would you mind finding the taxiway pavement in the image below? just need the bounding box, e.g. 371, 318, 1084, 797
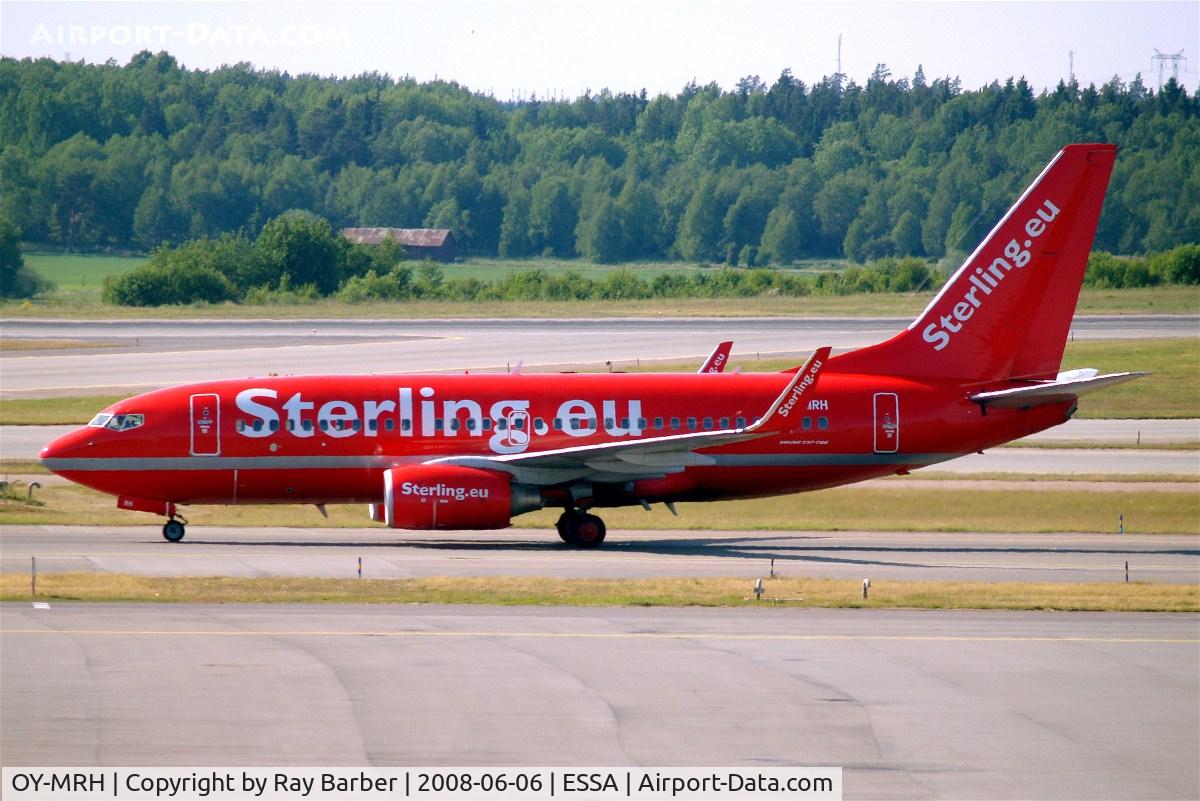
4, 526, 1196, 584
3, 315, 1195, 397
2, 603, 1196, 799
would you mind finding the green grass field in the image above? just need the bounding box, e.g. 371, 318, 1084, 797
2, 573, 1194, 611
1058, 338, 1200, 418
5, 252, 1198, 316
22, 252, 146, 291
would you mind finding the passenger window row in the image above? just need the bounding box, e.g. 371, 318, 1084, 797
234, 414, 755, 434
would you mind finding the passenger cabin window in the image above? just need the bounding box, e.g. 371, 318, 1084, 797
818, 416, 829, 430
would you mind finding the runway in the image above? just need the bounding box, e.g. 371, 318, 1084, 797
2, 603, 1196, 799
4, 525, 1197, 584
3, 314, 1195, 397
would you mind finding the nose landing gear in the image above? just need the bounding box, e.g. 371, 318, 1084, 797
555, 509, 607, 548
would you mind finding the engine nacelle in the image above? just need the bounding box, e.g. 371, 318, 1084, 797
381, 465, 542, 530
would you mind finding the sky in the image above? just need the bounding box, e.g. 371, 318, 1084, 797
2, 1, 1197, 98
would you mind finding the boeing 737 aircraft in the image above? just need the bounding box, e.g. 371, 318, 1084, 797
41, 143, 1141, 547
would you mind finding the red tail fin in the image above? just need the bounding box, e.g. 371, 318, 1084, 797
831, 143, 1117, 381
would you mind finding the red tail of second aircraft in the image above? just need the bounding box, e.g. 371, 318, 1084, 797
831, 143, 1117, 382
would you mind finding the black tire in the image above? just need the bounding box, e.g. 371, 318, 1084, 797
556, 511, 578, 544
162, 520, 185, 542
573, 513, 606, 548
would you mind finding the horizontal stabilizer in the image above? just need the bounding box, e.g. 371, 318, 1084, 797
969, 371, 1147, 409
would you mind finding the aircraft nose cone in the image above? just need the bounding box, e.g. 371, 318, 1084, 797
39, 427, 90, 471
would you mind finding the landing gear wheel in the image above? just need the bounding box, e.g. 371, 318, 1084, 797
557, 510, 606, 548
162, 519, 186, 542
556, 511, 577, 544
573, 513, 606, 548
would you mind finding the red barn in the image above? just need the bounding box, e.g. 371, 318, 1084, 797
341, 228, 457, 262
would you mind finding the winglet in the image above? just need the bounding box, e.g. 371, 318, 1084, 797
747, 346, 831, 433
698, 341, 734, 373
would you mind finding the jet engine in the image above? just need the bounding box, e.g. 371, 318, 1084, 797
379, 465, 542, 529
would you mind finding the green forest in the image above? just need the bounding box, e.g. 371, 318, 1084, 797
1, 52, 1198, 272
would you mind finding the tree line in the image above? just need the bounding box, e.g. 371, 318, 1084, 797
1, 51, 1197, 272
96, 211, 1197, 306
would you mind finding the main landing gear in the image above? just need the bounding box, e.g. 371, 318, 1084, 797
162, 517, 186, 542
556, 509, 606, 548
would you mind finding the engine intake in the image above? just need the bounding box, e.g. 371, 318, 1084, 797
381, 465, 542, 530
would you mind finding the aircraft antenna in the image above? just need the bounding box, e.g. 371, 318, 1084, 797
1152, 49, 1187, 90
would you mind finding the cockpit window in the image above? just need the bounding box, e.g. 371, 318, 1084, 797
93, 413, 145, 431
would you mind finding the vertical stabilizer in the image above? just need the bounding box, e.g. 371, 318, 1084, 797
830, 143, 1116, 381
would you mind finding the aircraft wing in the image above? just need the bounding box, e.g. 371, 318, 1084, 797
697, 341, 733, 373
969, 371, 1147, 409
430, 347, 830, 485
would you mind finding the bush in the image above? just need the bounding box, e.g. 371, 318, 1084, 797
242, 277, 320, 305
336, 266, 414, 303
1150, 244, 1200, 285
0, 219, 53, 299
102, 262, 235, 306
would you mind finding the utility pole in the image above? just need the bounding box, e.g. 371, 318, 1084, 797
1151, 49, 1187, 90
1068, 50, 1074, 83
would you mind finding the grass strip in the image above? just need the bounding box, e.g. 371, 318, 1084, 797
0, 461, 49, 474
903, 471, 1195, 483
0, 395, 127, 425
0, 339, 119, 352
3, 483, 1196, 534
3, 284, 1198, 319
1, 573, 1194, 612
1003, 441, 1198, 451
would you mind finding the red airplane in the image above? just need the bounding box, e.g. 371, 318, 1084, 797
41, 143, 1142, 547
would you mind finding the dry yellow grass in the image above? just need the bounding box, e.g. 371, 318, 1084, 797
2, 572, 1194, 611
